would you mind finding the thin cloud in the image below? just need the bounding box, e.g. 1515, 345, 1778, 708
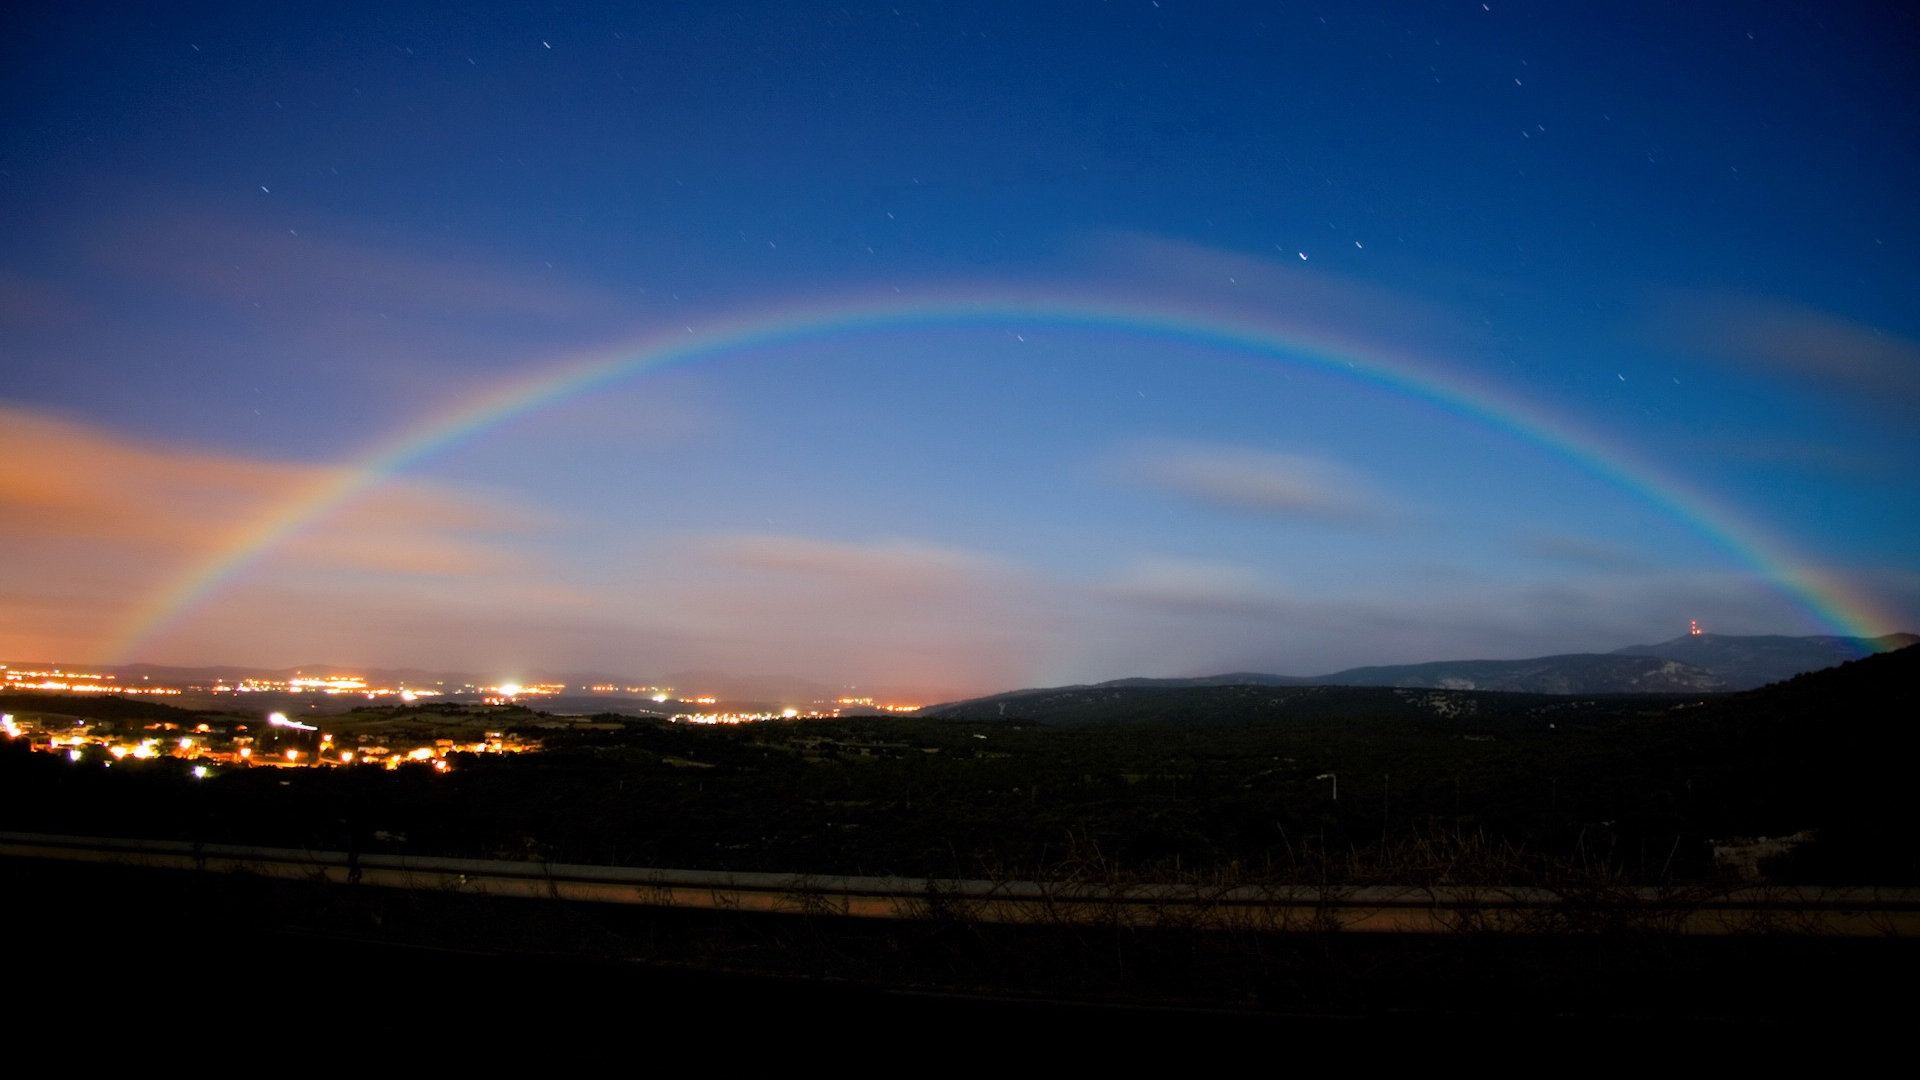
0, 405, 543, 570
50, 204, 646, 401
1117, 440, 1389, 524
1517, 532, 1652, 572
1085, 232, 1480, 352
0, 405, 552, 660
0, 407, 295, 551
1661, 293, 1920, 419
1097, 558, 1295, 617
88, 208, 623, 326
0, 271, 90, 336
697, 533, 1017, 605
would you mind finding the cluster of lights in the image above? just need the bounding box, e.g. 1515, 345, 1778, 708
588, 684, 676, 696
3, 666, 182, 695
1, 666, 776, 708
833, 697, 923, 713
36, 721, 225, 767
212, 674, 442, 700
480, 682, 567, 704
672, 702, 921, 724
674, 708, 816, 725
3, 710, 539, 773
288, 675, 367, 692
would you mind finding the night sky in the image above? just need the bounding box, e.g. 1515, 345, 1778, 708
3, 2, 1915, 698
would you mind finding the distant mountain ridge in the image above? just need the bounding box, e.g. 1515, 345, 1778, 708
926, 632, 1916, 713
1314, 632, 1913, 693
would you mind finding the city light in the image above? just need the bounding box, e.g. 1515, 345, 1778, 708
2, 666, 181, 695
4, 674, 581, 773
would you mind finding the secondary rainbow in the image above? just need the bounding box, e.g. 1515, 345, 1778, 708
99, 287, 1897, 663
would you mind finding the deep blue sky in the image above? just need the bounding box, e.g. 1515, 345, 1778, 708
4, 2, 1915, 697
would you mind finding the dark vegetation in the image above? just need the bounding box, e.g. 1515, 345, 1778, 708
5, 645, 1915, 886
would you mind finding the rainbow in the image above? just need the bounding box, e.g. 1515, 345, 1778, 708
99, 287, 1899, 662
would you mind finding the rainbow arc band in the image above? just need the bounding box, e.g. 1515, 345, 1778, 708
100, 289, 1895, 662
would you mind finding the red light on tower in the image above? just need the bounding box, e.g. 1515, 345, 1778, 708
1689, 619, 1702, 636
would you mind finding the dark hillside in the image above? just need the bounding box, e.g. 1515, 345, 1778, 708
921, 682, 1706, 728
0, 691, 230, 727
1617, 644, 1920, 881
1612, 632, 1918, 690
1313, 653, 1723, 694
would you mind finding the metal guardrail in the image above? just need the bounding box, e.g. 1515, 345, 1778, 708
5, 830, 1916, 935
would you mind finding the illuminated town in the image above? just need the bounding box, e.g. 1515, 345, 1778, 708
0, 662, 927, 768
4, 665, 919, 711
673, 698, 922, 725
3, 666, 183, 695
1, 707, 533, 774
